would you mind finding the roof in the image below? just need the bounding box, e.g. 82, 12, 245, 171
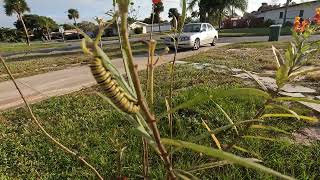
257, 0, 318, 14
132, 21, 149, 26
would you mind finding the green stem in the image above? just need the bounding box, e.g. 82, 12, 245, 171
117, 1, 175, 179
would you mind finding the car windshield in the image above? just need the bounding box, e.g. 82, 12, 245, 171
183, 24, 201, 32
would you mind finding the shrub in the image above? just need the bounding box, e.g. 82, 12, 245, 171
0, 27, 24, 42
284, 21, 293, 27
264, 19, 275, 27
134, 27, 143, 34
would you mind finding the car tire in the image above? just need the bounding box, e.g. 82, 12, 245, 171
211, 37, 217, 46
193, 38, 200, 50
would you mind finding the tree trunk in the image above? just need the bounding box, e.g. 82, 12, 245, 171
199, 2, 206, 23
218, 9, 223, 30
46, 27, 51, 41
158, 22, 161, 32
18, 13, 30, 46
283, 0, 290, 25
74, 18, 80, 39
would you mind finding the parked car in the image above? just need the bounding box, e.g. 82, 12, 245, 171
163, 23, 218, 50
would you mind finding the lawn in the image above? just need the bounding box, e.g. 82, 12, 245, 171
0, 42, 319, 179
0, 42, 68, 53
219, 27, 293, 37
0, 41, 166, 82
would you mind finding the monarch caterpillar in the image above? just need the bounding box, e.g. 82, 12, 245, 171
90, 54, 140, 114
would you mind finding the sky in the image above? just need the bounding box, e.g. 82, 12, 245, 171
0, 0, 313, 28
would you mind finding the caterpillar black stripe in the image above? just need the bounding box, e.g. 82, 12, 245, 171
90, 56, 140, 114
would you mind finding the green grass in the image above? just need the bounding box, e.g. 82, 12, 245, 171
219, 27, 293, 37
1, 42, 319, 179
0, 42, 68, 53
0, 41, 166, 82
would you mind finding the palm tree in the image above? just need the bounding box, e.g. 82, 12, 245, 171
4, 0, 31, 46
67, 8, 80, 39
154, 2, 164, 32
188, 0, 248, 28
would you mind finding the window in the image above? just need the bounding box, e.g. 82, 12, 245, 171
201, 24, 207, 32
207, 24, 213, 31
183, 24, 201, 32
299, 10, 304, 17
279, 12, 284, 19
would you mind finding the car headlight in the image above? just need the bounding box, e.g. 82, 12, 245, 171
180, 37, 190, 41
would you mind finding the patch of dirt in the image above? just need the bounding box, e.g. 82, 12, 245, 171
226, 48, 257, 53
292, 127, 320, 145
0, 115, 8, 124
262, 64, 277, 70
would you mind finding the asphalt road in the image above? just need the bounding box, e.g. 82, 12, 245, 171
5, 34, 320, 59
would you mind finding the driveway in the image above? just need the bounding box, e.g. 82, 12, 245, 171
0, 43, 229, 111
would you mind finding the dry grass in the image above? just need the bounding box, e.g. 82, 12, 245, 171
305, 71, 320, 82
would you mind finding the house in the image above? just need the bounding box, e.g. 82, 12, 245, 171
146, 22, 172, 33
255, 1, 320, 24
129, 21, 172, 34
129, 22, 148, 34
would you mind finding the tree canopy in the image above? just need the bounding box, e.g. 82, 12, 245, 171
14, 14, 58, 40
3, 0, 30, 16
67, 8, 80, 23
188, 0, 248, 23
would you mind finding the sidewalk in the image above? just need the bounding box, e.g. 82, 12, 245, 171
0, 43, 229, 111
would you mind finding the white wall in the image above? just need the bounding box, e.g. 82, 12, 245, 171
146, 24, 171, 32
257, 2, 320, 24
129, 23, 147, 34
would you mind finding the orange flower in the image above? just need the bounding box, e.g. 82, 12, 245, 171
314, 8, 320, 25
293, 16, 310, 33
294, 16, 301, 32
300, 19, 310, 32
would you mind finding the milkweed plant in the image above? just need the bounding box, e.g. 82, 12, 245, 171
1, 0, 320, 179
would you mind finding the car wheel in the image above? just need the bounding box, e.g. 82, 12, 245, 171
211, 37, 217, 46
193, 38, 200, 50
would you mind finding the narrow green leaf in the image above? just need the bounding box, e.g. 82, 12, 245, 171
276, 65, 289, 89
187, 161, 230, 172
261, 114, 318, 123
232, 145, 261, 158
273, 97, 320, 104
178, 0, 187, 34
215, 88, 271, 99
169, 120, 264, 156
174, 169, 200, 180
266, 104, 300, 120
250, 124, 290, 135
121, 48, 136, 96
289, 67, 320, 80
244, 70, 268, 92
162, 139, 294, 180
189, 120, 263, 144
159, 88, 271, 119
242, 136, 292, 144
213, 101, 238, 135
272, 45, 284, 68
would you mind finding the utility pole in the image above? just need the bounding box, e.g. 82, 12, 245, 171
283, 0, 292, 25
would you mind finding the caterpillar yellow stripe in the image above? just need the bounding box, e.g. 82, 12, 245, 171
90, 55, 140, 114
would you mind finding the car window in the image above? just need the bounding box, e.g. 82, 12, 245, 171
207, 24, 213, 31
183, 24, 201, 32
201, 24, 207, 32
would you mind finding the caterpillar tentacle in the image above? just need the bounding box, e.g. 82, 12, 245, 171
90, 56, 140, 114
